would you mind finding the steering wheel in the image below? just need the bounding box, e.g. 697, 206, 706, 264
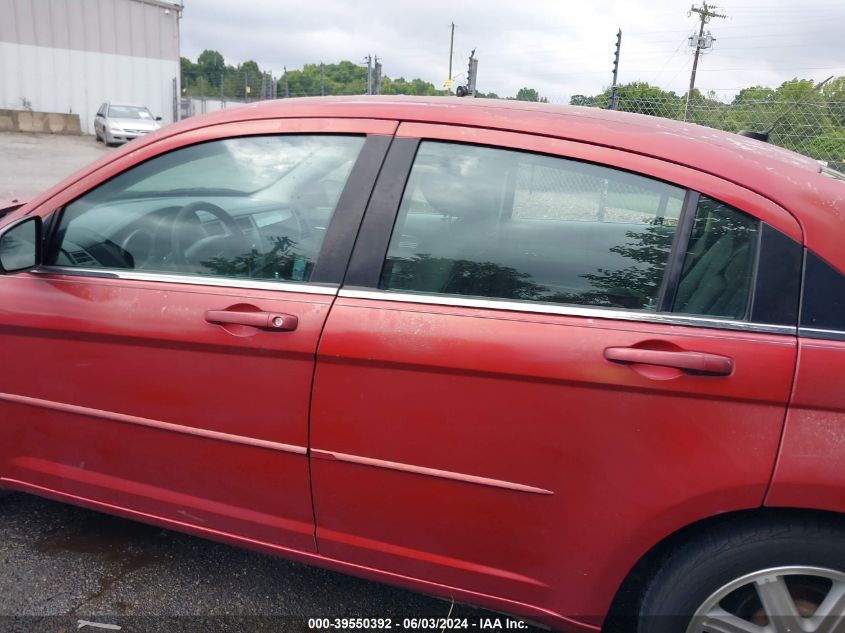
169, 201, 252, 268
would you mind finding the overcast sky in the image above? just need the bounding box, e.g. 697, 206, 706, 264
180, 0, 845, 102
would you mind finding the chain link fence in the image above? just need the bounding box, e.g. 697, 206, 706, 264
572, 96, 845, 171
180, 68, 278, 118
179, 66, 845, 171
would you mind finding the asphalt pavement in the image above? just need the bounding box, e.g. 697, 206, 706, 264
0, 132, 110, 202
0, 493, 541, 632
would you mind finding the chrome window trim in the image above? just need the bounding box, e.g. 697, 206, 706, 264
799, 327, 845, 342
339, 288, 796, 336
33, 266, 339, 296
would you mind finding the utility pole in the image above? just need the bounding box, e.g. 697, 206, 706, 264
609, 29, 621, 110
365, 54, 372, 95
684, 2, 725, 121
320, 62, 325, 96
283, 66, 289, 98
244, 72, 249, 102
448, 22, 455, 92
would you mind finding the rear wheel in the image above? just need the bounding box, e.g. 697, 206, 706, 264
638, 515, 845, 633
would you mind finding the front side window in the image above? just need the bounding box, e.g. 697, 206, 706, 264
381, 141, 685, 311
49, 135, 365, 283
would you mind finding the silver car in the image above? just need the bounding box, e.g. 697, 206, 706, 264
94, 103, 162, 146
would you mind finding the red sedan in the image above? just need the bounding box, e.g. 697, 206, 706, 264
1, 97, 845, 633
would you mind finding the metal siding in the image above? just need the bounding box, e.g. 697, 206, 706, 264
0, 0, 180, 134
99, 0, 118, 56
0, 0, 179, 58
49, 0, 70, 51
114, 2, 133, 61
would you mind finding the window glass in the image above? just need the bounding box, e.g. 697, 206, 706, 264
800, 251, 845, 332
108, 105, 154, 120
673, 196, 758, 319
380, 141, 686, 311
49, 135, 364, 283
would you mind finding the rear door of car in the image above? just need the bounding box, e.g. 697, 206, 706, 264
309, 123, 803, 617
0, 118, 395, 552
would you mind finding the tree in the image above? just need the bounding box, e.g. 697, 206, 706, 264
590, 82, 681, 117
515, 87, 540, 102
238, 60, 262, 99
570, 94, 596, 107
197, 49, 226, 88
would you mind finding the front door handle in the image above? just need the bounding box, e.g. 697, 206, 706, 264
205, 309, 298, 331
604, 346, 733, 376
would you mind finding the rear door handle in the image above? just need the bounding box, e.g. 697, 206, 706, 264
205, 309, 298, 331
604, 347, 733, 376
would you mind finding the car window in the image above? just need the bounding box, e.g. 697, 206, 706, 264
380, 141, 686, 311
108, 105, 154, 120
673, 196, 759, 319
49, 135, 365, 284
800, 251, 845, 333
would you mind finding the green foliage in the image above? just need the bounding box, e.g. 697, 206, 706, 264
570, 94, 597, 107
197, 50, 225, 87
181, 51, 446, 99
179, 53, 845, 167
515, 87, 540, 102
575, 78, 845, 165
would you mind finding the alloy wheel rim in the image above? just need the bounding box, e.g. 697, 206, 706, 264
685, 566, 845, 633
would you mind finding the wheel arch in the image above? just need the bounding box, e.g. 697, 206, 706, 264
602, 506, 845, 632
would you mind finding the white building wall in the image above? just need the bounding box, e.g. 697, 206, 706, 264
1, 42, 179, 134
0, 0, 181, 135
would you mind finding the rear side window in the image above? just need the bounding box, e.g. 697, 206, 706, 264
380, 141, 759, 318
381, 141, 685, 311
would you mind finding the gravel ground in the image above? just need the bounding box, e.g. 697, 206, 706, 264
0, 493, 541, 632
0, 132, 111, 202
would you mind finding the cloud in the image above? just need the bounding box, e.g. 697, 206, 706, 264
180, 0, 845, 101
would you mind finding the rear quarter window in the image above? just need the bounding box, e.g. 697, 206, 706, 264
801, 251, 845, 334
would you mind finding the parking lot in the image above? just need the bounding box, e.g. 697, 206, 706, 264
0, 132, 111, 202
1, 493, 525, 632
0, 131, 538, 632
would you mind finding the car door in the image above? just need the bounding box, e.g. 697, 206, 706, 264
0, 118, 395, 552
309, 123, 803, 618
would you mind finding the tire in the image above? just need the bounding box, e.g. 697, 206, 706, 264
638, 514, 845, 633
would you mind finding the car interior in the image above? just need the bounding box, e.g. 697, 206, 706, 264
381, 142, 757, 318
47, 135, 363, 283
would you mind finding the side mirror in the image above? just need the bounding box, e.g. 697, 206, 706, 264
96, 112, 104, 118
155, 116, 162, 121
0, 216, 42, 273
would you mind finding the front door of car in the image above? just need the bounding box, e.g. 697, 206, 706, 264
0, 119, 395, 552
309, 124, 803, 617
